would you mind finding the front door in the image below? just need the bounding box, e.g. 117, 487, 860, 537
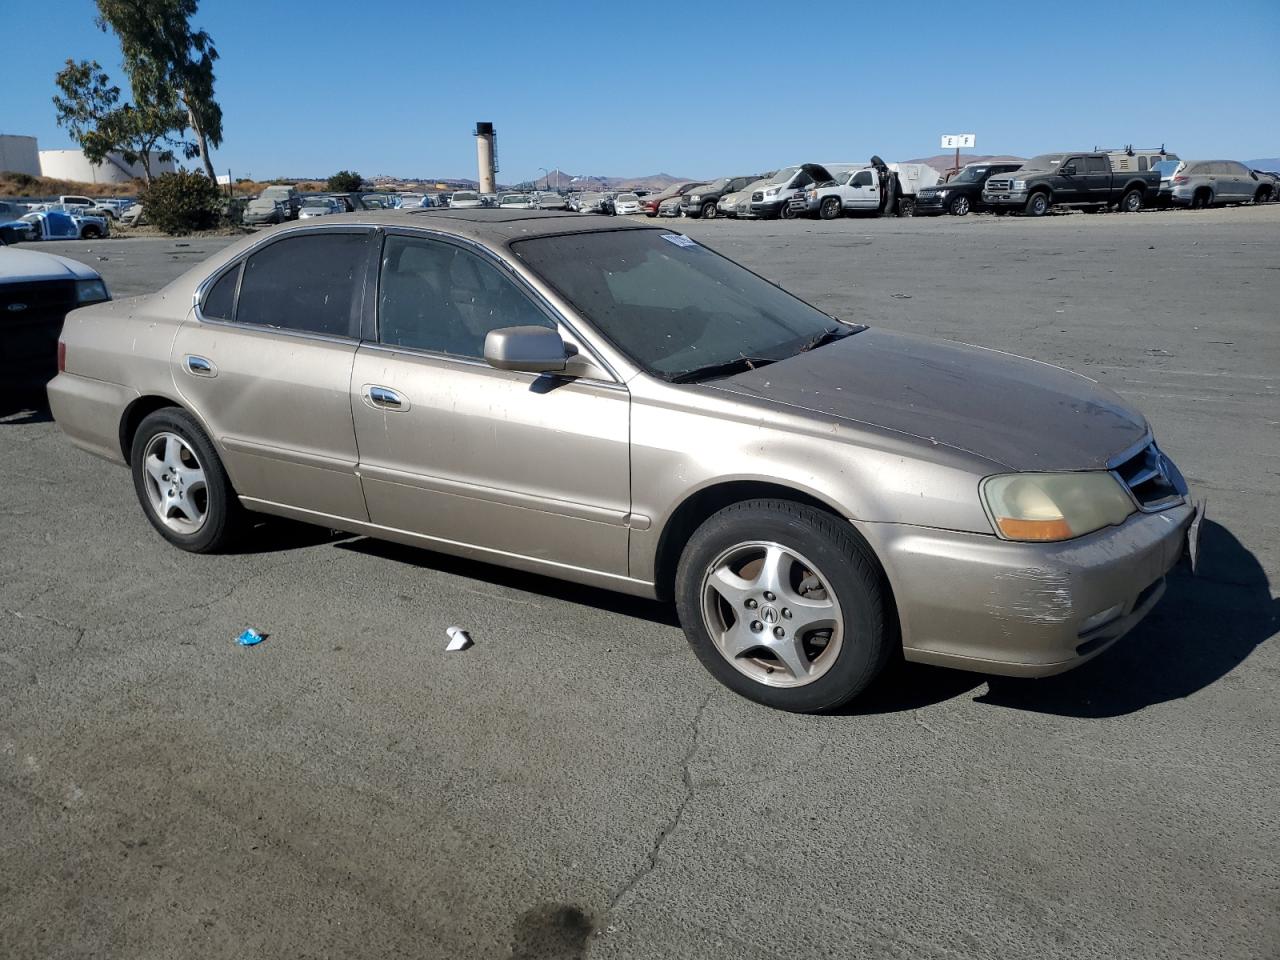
171, 228, 375, 521
843, 170, 879, 210
350, 232, 632, 576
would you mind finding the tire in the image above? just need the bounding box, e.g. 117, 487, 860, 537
700, 201, 717, 220
1120, 189, 1143, 213
948, 195, 970, 216
130, 407, 245, 553
80, 225, 102, 240
674, 499, 894, 712
1255, 187, 1272, 204
779, 203, 796, 220
1024, 192, 1050, 217
819, 196, 842, 220
896, 197, 915, 217
1192, 188, 1212, 210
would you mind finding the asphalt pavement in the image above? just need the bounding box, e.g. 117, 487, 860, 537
2, 206, 1277, 960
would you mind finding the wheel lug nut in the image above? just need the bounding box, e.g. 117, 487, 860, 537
745, 598, 758, 609
750, 620, 763, 633
782, 608, 792, 619
773, 626, 785, 638
763, 591, 776, 602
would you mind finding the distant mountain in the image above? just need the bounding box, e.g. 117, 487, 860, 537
1246, 158, 1280, 172
904, 153, 1026, 173
540, 170, 691, 192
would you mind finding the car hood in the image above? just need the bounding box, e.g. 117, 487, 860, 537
707, 328, 1147, 471
0, 247, 100, 283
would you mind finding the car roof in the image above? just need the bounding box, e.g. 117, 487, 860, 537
313, 208, 656, 241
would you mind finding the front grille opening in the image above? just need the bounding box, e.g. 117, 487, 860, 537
1112, 443, 1183, 509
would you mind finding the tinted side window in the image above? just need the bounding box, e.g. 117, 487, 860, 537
201, 264, 240, 321
1085, 156, 1108, 174
236, 232, 370, 336
378, 235, 553, 358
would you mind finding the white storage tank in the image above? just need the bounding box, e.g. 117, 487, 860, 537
0, 135, 41, 176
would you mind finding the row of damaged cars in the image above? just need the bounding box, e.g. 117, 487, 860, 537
0, 200, 113, 244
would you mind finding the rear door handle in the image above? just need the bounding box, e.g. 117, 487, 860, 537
362, 384, 410, 411
184, 355, 216, 377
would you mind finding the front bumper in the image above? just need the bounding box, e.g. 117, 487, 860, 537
914, 196, 947, 214
982, 189, 1027, 207
749, 198, 785, 215
857, 502, 1196, 677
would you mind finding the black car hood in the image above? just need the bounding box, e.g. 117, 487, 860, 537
708, 328, 1148, 471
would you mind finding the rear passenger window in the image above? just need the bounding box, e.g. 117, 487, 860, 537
1138, 156, 1148, 171
201, 264, 240, 321
1085, 157, 1108, 174
235, 232, 370, 337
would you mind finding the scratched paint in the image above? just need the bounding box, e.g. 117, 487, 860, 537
991, 567, 1074, 623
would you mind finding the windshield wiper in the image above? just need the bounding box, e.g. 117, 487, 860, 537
797, 326, 855, 353
670, 355, 777, 383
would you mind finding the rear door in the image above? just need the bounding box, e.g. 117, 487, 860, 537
1224, 162, 1252, 201
350, 231, 632, 576
172, 228, 376, 521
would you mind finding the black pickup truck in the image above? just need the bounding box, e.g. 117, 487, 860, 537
982, 153, 1160, 216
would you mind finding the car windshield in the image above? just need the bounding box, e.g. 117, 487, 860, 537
768, 166, 800, 185
1021, 155, 1063, 171
617, 193, 638, 202
952, 166, 989, 183
512, 229, 862, 380
502, 195, 528, 203
302, 198, 330, 207
453, 192, 478, 200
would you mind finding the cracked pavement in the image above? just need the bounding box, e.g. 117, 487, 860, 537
2, 208, 1278, 959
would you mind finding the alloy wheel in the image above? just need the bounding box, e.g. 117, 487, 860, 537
141, 432, 209, 534
700, 541, 844, 688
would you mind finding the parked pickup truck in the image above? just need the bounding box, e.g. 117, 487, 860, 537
789, 163, 940, 219
982, 154, 1160, 216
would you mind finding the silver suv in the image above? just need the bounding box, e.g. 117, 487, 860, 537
1170, 160, 1275, 208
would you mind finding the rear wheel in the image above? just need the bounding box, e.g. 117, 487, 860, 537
80, 225, 102, 239
819, 196, 842, 220
948, 195, 970, 216
1024, 192, 1050, 217
130, 408, 245, 553
675, 499, 894, 712
1120, 189, 1143, 213
1255, 186, 1273, 204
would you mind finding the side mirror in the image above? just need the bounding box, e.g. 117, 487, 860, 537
484, 325, 568, 373
1061, 165, 1076, 176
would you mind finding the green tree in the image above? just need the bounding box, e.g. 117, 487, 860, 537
52, 58, 185, 184
95, 0, 223, 180
326, 170, 364, 192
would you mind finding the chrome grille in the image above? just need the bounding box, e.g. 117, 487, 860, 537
986, 178, 1012, 191
1111, 442, 1185, 511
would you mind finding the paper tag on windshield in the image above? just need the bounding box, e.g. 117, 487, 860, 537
662, 234, 697, 249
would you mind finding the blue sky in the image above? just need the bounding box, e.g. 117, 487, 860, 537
5, 0, 1278, 182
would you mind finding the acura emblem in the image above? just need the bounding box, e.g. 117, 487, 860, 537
6, 302, 27, 312
761, 606, 780, 625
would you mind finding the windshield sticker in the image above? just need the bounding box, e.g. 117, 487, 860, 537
662, 233, 697, 249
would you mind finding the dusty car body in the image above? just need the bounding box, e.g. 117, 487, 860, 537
47, 210, 1199, 712
243, 198, 287, 225
1169, 160, 1275, 207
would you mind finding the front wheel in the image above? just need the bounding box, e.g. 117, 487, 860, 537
948, 195, 970, 216
130, 407, 245, 553
778, 203, 796, 220
819, 196, 842, 220
1120, 189, 1143, 213
700, 201, 717, 219
675, 500, 894, 712
1024, 192, 1050, 217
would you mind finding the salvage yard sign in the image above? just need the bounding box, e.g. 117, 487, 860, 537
940, 134, 977, 174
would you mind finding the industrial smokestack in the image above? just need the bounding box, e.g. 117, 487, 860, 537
474, 122, 496, 195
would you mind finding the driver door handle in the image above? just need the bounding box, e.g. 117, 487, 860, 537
363, 384, 409, 411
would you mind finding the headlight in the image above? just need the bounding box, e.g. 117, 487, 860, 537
1012, 180, 1026, 190
74, 279, 110, 305
981, 472, 1134, 542
935, 189, 948, 198
764, 187, 778, 197
688, 195, 701, 202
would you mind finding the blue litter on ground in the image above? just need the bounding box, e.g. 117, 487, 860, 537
236, 628, 265, 646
